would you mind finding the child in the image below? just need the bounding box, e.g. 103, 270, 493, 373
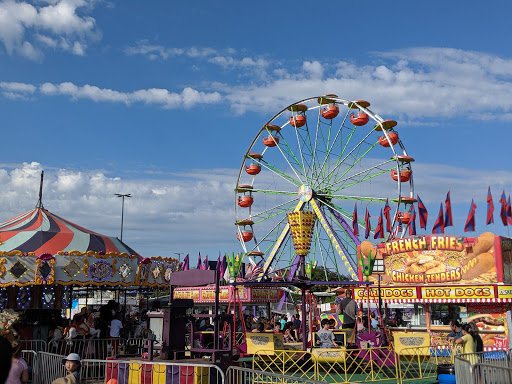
316, 319, 338, 348
52, 353, 81, 384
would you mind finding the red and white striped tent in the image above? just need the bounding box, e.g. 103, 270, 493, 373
0, 208, 176, 291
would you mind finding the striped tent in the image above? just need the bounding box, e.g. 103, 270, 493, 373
0, 207, 182, 291
0, 207, 139, 256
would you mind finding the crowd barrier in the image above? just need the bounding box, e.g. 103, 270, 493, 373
226, 366, 328, 384
252, 345, 447, 384
455, 351, 512, 384
47, 337, 147, 359
36, 352, 225, 384
21, 341, 467, 384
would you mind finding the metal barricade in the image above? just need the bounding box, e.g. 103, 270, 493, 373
21, 350, 38, 384
459, 350, 510, 367
475, 363, 512, 384
397, 345, 438, 384
226, 366, 328, 384
253, 349, 317, 381
47, 338, 120, 359
454, 355, 476, 384
35, 352, 226, 384
316, 346, 398, 384
36, 352, 68, 384
19, 339, 47, 353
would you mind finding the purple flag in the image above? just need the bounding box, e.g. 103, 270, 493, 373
183, 254, 189, 271
432, 203, 444, 234
409, 205, 417, 236
352, 203, 359, 236
444, 191, 453, 228
500, 190, 508, 226
486, 187, 494, 225
464, 199, 477, 232
417, 195, 428, 229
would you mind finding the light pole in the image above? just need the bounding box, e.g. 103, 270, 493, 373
115, 193, 131, 241
174, 252, 184, 262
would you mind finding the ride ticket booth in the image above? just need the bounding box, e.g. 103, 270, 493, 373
356, 233, 512, 351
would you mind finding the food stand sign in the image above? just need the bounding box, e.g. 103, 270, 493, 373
354, 287, 418, 301
359, 233, 505, 286
420, 285, 494, 300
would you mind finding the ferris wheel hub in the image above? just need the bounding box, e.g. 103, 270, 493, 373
298, 185, 313, 202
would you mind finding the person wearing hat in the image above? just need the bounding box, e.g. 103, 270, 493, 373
51, 353, 81, 384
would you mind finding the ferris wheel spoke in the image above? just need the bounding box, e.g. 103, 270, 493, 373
310, 120, 337, 188
310, 228, 328, 281
251, 188, 297, 196
314, 108, 353, 185
320, 194, 387, 203
320, 140, 379, 190
328, 160, 395, 193
255, 200, 305, 281
315, 130, 377, 189
257, 159, 304, 188
310, 198, 358, 279
270, 133, 307, 185
245, 196, 300, 224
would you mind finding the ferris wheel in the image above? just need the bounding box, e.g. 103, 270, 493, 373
235, 95, 415, 281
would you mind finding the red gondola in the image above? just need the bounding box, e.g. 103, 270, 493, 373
289, 115, 306, 127
263, 135, 280, 147
378, 132, 399, 147
321, 105, 339, 119
399, 212, 411, 224
350, 112, 369, 126
237, 231, 253, 242
238, 196, 253, 207
245, 164, 261, 175
391, 169, 412, 182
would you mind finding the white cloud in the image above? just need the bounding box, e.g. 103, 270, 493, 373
222, 48, 512, 118
2, 47, 512, 117
0, 162, 240, 257
0, 161, 509, 258
0, 81, 36, 93
38, 82, 222, 108
0, 0, 99, 59
303, 60, 324, 79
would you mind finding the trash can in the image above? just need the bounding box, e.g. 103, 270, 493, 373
437, 364, 456, 384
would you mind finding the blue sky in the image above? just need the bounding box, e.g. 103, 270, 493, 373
0, 0, 511, 270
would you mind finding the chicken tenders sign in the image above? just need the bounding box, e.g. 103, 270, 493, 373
362, 233, 500, 285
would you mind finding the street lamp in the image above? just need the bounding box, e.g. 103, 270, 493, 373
373, 258, 385, 315
115, 193, 131, 241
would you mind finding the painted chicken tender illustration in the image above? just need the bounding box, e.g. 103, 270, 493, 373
404, 253, 446, 274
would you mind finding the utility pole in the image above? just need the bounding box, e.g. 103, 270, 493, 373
115, 193, 131, 241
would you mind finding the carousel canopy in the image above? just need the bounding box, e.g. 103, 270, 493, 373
0, 208, 138, 256
0, 208, 177, 288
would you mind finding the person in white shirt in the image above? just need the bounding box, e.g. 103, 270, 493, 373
108, 314, 123, 356
109, 314, 123, 337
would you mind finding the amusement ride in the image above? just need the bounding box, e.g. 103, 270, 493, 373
235, 95, 415, 282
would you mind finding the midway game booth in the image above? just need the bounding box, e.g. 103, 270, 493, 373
356, 232, 512, 352
0, 207, 178, 341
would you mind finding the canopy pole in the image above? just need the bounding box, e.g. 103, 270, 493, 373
36, 170, 44, 209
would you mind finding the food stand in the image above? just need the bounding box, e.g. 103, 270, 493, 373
356, 232, 511, 351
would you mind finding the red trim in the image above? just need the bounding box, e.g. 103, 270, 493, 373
495, 235, 504, 283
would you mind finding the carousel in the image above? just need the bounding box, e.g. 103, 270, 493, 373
0, 183, 178, 339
